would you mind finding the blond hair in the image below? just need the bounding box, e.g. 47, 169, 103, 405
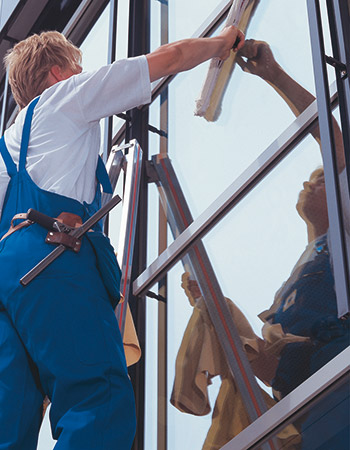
4, 31, 82, 109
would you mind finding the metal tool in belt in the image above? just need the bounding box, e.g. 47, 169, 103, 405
20, 194, 122, 286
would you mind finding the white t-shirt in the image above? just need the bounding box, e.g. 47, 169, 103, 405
0, 55, 151, 218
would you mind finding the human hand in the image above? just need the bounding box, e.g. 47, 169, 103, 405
236, 39, 280, 82
216, 26, 245, 61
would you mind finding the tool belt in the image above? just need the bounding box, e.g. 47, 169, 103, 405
1, 211, 83, 252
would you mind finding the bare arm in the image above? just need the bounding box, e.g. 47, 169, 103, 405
237, 39, 345, 171
146, 26, 245, 82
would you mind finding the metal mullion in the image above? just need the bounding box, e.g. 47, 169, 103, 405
133, 86, 338, 296
157, 1, 169, 449
334, 0, 350, 80
220, 347, 350, 450
307, 0, 350, 316
126, 2, 150, 449
331, 0, 350, 191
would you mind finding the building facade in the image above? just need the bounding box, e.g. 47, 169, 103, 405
0, 1, 349, 449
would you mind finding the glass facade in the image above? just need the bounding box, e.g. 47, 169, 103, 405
0, 1, 349, 449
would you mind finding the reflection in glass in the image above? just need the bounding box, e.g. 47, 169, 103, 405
200, 132, 349, 444
161, 251, 301, 449
147, 89, 349, 448
148, 116, 349, 448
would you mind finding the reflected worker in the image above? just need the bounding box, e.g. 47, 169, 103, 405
0, 27, 244, 449
238, 40, 350, 448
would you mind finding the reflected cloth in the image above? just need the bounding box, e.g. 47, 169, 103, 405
170, 291, 300, 449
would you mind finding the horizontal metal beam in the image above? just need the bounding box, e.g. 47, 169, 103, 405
221, 346, 350, 450
133, 82, 338, 296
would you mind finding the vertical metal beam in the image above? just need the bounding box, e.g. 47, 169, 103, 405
157, 1, 169, 448
127, 1, 150, 449
307, 0, 350, 315
330, 0, 350, 191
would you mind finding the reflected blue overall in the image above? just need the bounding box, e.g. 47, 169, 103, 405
271, 235, 349, 449
0, 98, 136, 449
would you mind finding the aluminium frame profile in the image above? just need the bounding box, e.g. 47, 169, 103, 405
307, 0, 350, 316
157, 1, 170, 448
133, 82, 338, 297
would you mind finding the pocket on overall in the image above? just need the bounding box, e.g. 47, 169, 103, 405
85, 231, 121, 308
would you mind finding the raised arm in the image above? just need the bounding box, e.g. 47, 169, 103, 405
146, 26, 245, 82
237, 39, 345, 171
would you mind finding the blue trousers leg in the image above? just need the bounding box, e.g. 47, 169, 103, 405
7, 257, 136, 450
0, 307, 43, 450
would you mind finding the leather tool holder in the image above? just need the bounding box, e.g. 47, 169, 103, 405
45, 212, 83, 253
46, 231, 82, 252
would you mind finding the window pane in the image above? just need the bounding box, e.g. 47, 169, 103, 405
144, 128, 350, 448
166, 0, 324, 219
169, 0, 220, 42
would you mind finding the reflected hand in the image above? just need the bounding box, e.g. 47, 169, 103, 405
181, 272, 202, 305
236, 39, 280, 82
217, 26, 245, 61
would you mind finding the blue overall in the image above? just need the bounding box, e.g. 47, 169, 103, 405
270, 235, 349, 449
0, 98, 136, 449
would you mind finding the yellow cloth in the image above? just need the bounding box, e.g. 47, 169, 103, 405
122, 303, 141, 367
201, 0, 260, 122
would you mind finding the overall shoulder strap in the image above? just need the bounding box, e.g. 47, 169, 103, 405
0, 136, 17, 177
19, 96, 40, 172
96, 156, 113, 194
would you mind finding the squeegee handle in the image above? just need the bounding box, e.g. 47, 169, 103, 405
20, 194, 122, 286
